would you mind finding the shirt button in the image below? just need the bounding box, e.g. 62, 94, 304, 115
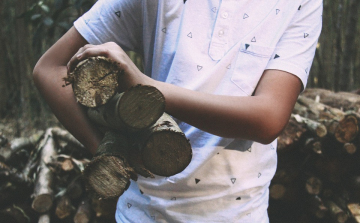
222, 12, 228, 19
218, 30, 224, 36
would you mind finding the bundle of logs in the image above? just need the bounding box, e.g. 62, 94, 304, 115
0, 56, 193, 222
269, 88, 360, 223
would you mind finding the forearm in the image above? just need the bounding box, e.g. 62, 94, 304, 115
150, 70, 301, 144
33, 65, 103, 154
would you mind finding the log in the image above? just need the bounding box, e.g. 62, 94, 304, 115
55, 195, 75, 219
64, 56, 122, 107
324, 200, 349, 223
269, 184, 286, 200
38, 213, 50, 223
91, 197, 117, 218
138, 113, 192, 176
343, 142, 357, 154
302, 88, 360, 112
348, 203, 360, 223
305, 176, 322, 195
0, 204, 36, 223
0, 132, 7, 147
31, 129, 57, 213
0, 161, 31, 185
306, 196, 328, 219
291, 114, 327, 138
51, 127, 84, 150
297, 95, 344, 120
82, 131, 136, 199
74, 197, 91, 223
87, 84, 165, 132
10, 130, 44, 153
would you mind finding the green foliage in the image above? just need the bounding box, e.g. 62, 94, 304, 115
19, 0, 96, 55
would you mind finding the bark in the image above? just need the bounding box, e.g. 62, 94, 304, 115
0, 204, 36, 223
306, 196, 328, 219
64, 56, 122, 107
325, 200, 348, 223
55, 195, 75, 219
10, 130, 44, 152
348, 203, 360, 223
302, 88, 360, 112
305, 176, 323, 195
297, 95, 344, 120
291, 114, 327, 138
87, 84, 165, 132
74, 197, 91, 223
31, 129, 57, 213
38, 213, 50, 223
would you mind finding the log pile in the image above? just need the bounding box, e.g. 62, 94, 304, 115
269, 88, 360, 223
0, 127, 117, 223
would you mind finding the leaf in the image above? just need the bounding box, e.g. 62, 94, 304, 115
31, 14, 42, 20
43, 17, 54, 26
40, 4, 50, 13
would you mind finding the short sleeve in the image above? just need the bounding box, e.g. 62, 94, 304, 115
265, 0, 323, 90
73, 0, 143, 52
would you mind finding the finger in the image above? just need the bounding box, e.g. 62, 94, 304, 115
66, 44, 95, 74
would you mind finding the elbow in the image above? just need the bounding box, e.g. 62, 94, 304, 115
32, 62, 41, 88
256, 115, 288, 145
32, 60, 48, 89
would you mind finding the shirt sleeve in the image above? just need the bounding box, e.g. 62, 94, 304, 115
265, 0, 323, 90
73, 0, 143, 52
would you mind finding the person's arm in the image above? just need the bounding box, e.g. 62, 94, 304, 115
67, 42, 302, 144
33, 27, 103, 154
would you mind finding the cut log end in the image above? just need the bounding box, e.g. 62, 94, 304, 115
142, 131, 192, 176
118, 85, 165, 131
67, 56, 122, 108
269, 184, 286, 200
335, 115, 359, 143
83, 156, 131, 199
31, 194, 53, 213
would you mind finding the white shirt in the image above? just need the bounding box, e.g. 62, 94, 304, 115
74, 0, 322, 222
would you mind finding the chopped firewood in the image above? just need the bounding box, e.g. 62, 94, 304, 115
137, 113, 192, 176
74, 197, 91, 223
348, 203, 360, 223
305, 176, 323, 195
292, 114, 327, 138
55, 195, 75, 219
0, 204, 36, 223
87, 84, 165, 132
31, 129, 57, 213
38, 213, 50, 223
64, 56, 122, 108
51, 127, 84, 150
83, 131, 136, 199
306, 196, 328, 219
10, 130, 44, 152
324, 200, 349, 223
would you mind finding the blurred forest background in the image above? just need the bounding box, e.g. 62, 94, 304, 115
0, 0, 359, 135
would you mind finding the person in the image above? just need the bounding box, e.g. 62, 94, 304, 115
33, 0, 323, 222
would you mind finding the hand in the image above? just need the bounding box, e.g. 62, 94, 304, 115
67, 42, 150, 91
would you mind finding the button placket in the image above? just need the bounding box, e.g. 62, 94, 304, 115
209, 3, 231, 61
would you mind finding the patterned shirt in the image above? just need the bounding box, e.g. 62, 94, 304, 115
74, 0, 322, 222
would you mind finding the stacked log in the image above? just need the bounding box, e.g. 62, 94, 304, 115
0, 128, 118, 222
270, 88, 360, 223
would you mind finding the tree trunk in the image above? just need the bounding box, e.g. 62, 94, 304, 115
340, 0, 360, 91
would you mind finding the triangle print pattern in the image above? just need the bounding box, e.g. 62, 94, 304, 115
115, 11, 121, 18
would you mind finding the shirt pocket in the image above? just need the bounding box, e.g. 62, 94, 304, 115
231, 43, 274, 96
